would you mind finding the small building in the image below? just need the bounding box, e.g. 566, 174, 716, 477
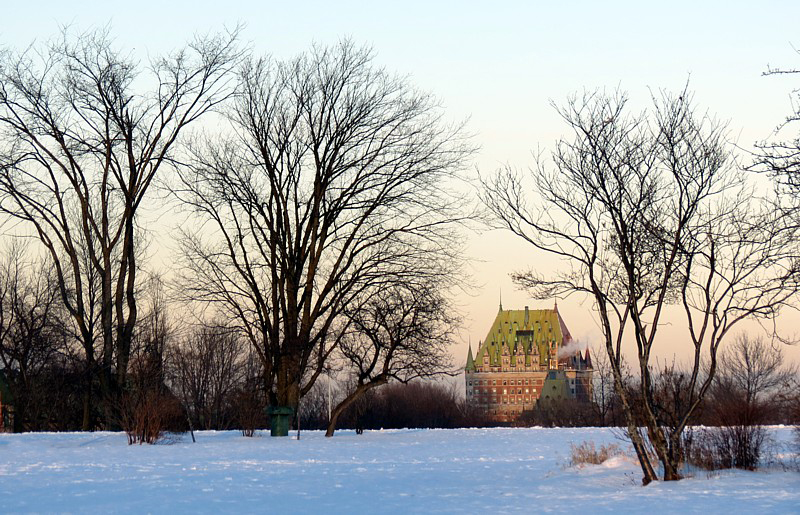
464, 303, 593, 422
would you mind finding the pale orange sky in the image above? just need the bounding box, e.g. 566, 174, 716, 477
4, 1, 800, 367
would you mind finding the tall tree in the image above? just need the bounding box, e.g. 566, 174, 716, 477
0, 27, 241, 427
173, 40, 470, 424
483, 89, 800, 483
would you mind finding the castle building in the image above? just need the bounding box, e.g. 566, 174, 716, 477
464, 303, 593, 422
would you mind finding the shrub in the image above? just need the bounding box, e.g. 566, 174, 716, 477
335, 381, 480, 430
120, 389, 183, 444
569, 441, 623, 466
518, 397, 600, 427
683, 426, 772, 471
232, 388, 266, 437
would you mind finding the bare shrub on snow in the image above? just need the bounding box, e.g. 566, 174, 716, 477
120, 390, 183, 445
569, 441, 624, 467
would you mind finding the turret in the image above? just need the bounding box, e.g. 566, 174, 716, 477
465, 341, 476, 372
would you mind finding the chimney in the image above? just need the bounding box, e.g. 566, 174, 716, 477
524, 306, 529, 325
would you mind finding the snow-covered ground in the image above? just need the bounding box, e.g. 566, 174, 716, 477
1, 427, 797, 513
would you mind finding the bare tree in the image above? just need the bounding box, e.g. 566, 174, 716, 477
120, 274, 183, 443
753, 49, 800, 190
715, 333, 796, 411
297, 377, 334, 430
172, 40, 471, 427
589, 343, 621, 426
483, 88, 800, 483
0, 27, 241, 427
325, 282, 457, 436
0, 243, 65, 432
168, 322, 246, 430
686, 334, 796, 470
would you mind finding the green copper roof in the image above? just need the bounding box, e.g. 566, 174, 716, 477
467, 306, 571, 370
465, 343, 476, 372
540, 371, 570, 401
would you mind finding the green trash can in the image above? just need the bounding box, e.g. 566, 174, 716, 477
267, 406, 294, 437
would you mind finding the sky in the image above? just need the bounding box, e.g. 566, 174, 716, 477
3, 1, 800, 365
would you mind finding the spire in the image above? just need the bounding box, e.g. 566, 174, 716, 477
465, 340, 476, 372
584, 348, 593, 369
554, 300, 572, 342
499, 288, 503, 312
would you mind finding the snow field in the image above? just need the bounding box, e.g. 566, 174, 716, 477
1, 427, 798, 513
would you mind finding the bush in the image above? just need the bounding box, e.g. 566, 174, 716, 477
334, 380, 490, 430
232, 388, 266, 437
683, 426, 772, 471
569, 441, 623, 466
788, 386, 800, 465
120, 389, 184, 444
518, 397, 600, 427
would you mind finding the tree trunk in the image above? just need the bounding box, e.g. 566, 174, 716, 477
275, 358, 302, 420
12, 399, 25, 433
610, 364, 658, 485
82, 373, 93, 431
325, 381, 384, 437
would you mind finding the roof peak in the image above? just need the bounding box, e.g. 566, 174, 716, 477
465, 340, 476, 372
